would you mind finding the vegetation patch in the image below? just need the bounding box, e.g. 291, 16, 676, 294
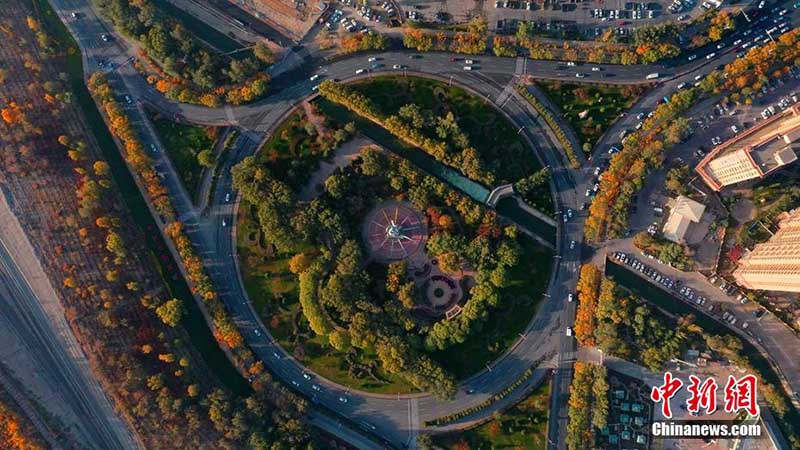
147, 110, 220, 196
535, 82, 646, 151
431, 374, 550, 449
321, 76, 542, 185
235, 98, 552, 395
517, 86, 579, 168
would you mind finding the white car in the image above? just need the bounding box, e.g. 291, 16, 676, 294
566, 327, 573, 337
303, 373, 312, 380
568, 293, 574, 302
465, 59, 474, 64
570, 240, 577, 250
463, 66, 473, 71
222, 219, 227, 227
706, 52, 716, 60
687, 54, 698, 61
309, 74, 320, 81
339, 396, 348, 403
591, 66, 601, 72
566, 61, 576, 66
150, 143, 158, 153
392, 64, 402, 69
575, 73, 586, 78
254, 329, 262, 336
368, 56, 378, 62
355, 68, 365, 74
225, 192, 231, 202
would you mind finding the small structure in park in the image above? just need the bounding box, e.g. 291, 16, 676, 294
363, 201, 428, 262
362, 200, 467, 318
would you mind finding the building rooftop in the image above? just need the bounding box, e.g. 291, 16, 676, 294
663, 196, 706, 243
696, 104, 800, 191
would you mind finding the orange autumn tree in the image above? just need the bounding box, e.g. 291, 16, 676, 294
0, 401, 44, 450
574, 263, 601, 346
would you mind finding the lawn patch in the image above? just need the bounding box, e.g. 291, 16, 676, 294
535, 81, 646, 151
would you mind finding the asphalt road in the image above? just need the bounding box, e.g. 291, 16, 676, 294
39, 0, 800, 448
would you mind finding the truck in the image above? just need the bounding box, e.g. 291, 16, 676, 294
645, 72, 660, 80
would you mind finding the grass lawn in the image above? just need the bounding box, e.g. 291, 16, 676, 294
148, 111, 219, 196
535, 81, 646, 151
431, 235, 553, 379
434, 379, 551, 450
349, 76, 542, 184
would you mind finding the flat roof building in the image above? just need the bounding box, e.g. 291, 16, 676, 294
696, 105, 800, 191
733, 208, 800, 293
662, 196, 706, 243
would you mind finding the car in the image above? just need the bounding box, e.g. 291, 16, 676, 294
687, 54, 698, 61
733, 39, 742, 46
71, 11, 79, 18
593, 183, 599, 192
311, 85, 319, 92
467, 388, 476, 394
591, 67, 601, 72
716, 42, 725, 50
368, 57, 378, 62
758, 0, 765, 7
463, 66, 473, 71
570, 240, 577, 250
585, 188, 592, 197
312, 384, 321, 391
608, 145, 620, 154
742, 322, 749, 329
124, 95, 132, 104
101, 34, 110, 42
254, 328, 262, 336
355, 68, 365, 74
272, 351, 281, 359
694, 74, 704, 82
563, 214, 568, 223
567, 293, 574, 302
636, 112, 645, 120
594, 166, 602, 176
221, 219, 227, 227
566, 61, 576, 66
575, 73, 586, 78
731, 124, 739, 134
465, 59, 474, 65
309, 74, 320, 82
291, 380, 300, 387
566, 327, 573, 337
150, 143, 158, 153
392, 64, 402, 69
339, 396, 348, 403
706, 52, 716, 59
567, 208, 573, 218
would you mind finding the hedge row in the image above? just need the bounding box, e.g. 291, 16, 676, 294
425, 366, 537, 427
517, 86, 580, 169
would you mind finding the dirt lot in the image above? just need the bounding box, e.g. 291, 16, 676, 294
227, 0, 325, 42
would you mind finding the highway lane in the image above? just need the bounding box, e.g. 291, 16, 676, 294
0, 236, 137, 450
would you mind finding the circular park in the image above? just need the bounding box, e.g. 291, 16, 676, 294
233, 75, 554, 395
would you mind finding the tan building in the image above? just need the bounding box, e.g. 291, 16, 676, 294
662, 195, 706, 243
696, 105, 800, 191
733, 208, 800, 293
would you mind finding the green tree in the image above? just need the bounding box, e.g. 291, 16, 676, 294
156, 298, 184, 327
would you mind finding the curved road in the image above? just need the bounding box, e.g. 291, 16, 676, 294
46, 0, 800, 448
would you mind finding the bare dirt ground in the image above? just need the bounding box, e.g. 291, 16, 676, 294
226, 0, 325, 42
